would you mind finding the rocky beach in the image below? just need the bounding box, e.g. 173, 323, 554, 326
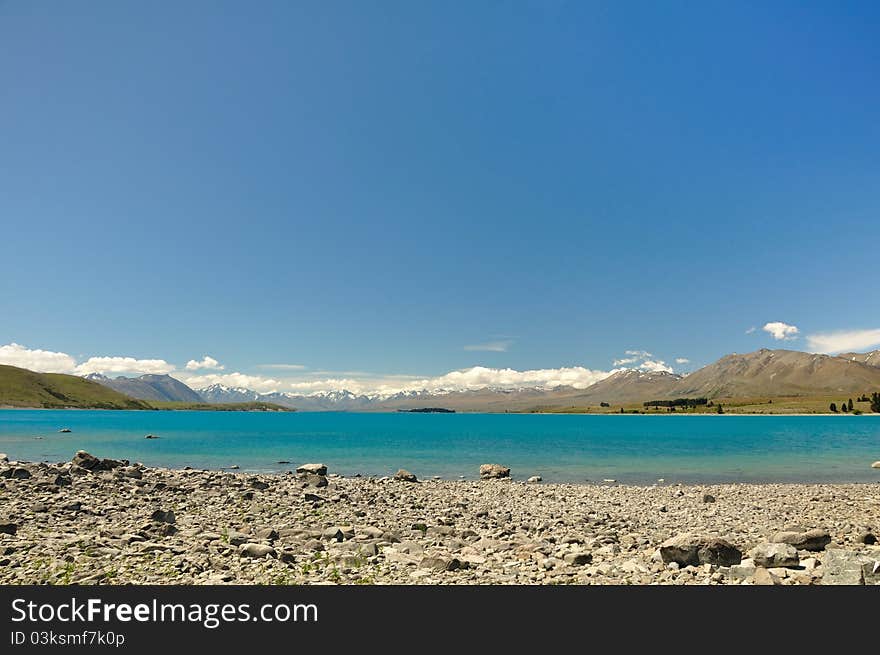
1, 452, 878, 585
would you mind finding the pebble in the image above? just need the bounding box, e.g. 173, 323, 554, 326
0, 452, 877, 586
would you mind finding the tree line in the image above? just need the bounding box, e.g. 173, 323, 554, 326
831, 392, 880, 414
643, 398, 708, 408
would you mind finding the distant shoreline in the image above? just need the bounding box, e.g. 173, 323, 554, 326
1, 405, 877, 417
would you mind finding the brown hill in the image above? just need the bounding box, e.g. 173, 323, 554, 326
568, 370, 683, 403
670, 349, 880, 399
836, 350, 880, 368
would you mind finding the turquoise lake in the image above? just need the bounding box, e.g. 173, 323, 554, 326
1, 410, 878, 484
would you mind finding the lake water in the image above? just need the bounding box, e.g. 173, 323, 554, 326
1, 410, 878, 484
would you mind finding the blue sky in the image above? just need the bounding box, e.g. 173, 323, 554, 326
1, 1, 878, 393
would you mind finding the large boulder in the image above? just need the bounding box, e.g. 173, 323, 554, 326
296, 463, 327, 476
770, 529, 831, 552
72, 451, 101, 471
822, 549, 868, 585
479, 464, 511, 480
659, 534, 742, 567
748, 543, 799, 568
394, 469, 418, 483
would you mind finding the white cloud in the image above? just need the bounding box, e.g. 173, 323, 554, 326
464, 340, 514, 352
675, 358, 690, 364
183, 365, 617, 396
612, 350, 674, 373
179, 372, 282, 393
185, 355, 224, 371
412, 365, 612, 391
76, 356, 175, 375
762, 321, 799, 341
639, 360, 673, 373
745, 327, 757, 334
806, 328, 880, 354
0, 342, 176, 376
257, 363, 307, 370
0, 343, 78, 373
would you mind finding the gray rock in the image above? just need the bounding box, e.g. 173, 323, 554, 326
563, 552, 592, 566
0, 521, 17, 535
394, 469, 418, 483
249, 479, 270, 491
100, 458, 126, 470
753, 567, 782, 585
296, 463, 328, 476
0, 467, 31, 480
254, 527, 279, 541
859, 532, 877, 545
0, 454, 7, 462
301, 474, 328, 488
71, 451, 101, 471
419, 556, 462, 571
322, 526, 354, 542
659, 534, 742, 567
119, 466, 143, 479
770, 529, 831, 552
748, 543, 799, 568
150, 509, 176, 524
239, 543, 277, 559
822, 549, 867, 585
862, 560, 880, 585
702, 494, 716, 503
303, 492, 326, 502
227, 531, 250, 546
872, 461, 880, 469
729, 558, 757, 581
527, 476, 543, 484
479, 464, 511, 480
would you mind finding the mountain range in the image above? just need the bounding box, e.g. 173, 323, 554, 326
84, 373, 203, 403
183, 348, 880, 411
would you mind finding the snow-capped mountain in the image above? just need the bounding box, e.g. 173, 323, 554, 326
197, 384, 262, 403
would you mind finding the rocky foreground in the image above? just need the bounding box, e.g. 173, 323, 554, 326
1, 452, 878, 585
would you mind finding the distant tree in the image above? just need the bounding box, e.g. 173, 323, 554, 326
871, 393, 880, 413
841, 402, 849, 413
620, 407, 625, 414
830, 402, 837, 413
847, 398, 854, 411
716, 403, 723, 414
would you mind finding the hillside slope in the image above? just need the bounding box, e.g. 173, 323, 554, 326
671, 349, 880, 398
0, 365, 152, 409
85, 373, 203, 402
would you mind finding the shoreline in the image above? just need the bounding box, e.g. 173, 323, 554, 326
3, 405, 878, 416
1, 453, 877, 585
